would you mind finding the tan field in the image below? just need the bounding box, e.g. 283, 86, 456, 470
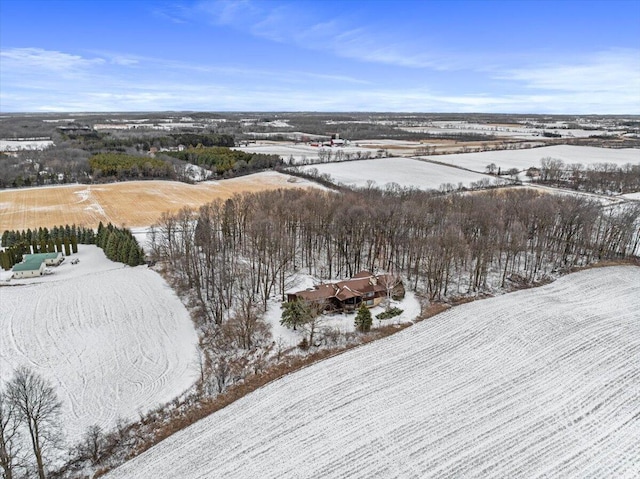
0, 172, 317, 232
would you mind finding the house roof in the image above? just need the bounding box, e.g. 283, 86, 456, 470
12, 257, 45, 272
24, 253, 60, 261
290, 271, 395, 303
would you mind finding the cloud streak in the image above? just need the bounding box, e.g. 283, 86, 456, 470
0, 48, 105, 72
498, 49, 640, 93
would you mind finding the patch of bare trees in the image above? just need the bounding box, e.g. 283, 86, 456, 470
538, 158, 640, 194
153, 186, 639, 314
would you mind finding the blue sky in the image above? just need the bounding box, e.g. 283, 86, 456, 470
1, 0, 639, 113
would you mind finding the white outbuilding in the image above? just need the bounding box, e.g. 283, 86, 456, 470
11, 257, 46, 278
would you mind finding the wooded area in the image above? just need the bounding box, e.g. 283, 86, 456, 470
537, 157, 640, 193
153, 187, 640, 326
167, 146, 281, 176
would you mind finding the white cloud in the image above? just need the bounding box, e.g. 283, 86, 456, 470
497, 49, 640, 93
110, 56, 140, 66
0, 48, 105, 71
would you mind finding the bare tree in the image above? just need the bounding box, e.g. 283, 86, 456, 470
0, 387, 22, 479
6, 367, 62, 479
77, 424, 104, 465
377, 272, 404, 311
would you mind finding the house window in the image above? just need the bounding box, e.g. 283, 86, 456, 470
364, 292, 374, 298
365, 299, 374, 306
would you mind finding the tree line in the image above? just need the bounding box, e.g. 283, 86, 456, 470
0, 223, 144, 269
167, 146, 282, 177
153, 187, 639, 325
0, 225, 90, 270
88, 153, 175, 180
60, 131, 235, 153
96, 223, 145, 266
537, 157, 640, 194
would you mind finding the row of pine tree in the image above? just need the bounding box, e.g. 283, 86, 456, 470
0, 223, 145, 270
96, 222, 145, 267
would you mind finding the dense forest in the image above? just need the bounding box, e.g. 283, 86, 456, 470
88, 153, 175, 180
167, 146, 282, 176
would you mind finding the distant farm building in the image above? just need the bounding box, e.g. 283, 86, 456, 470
11, 252, 64, 278
288, 271, 405, 312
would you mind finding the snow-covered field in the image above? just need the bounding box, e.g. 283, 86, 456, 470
421, 145, 639, 172
401, 123, 622, 140
0, 245, 199, 445
234, 142, 380, 164
300, 157, 506, 190
105, 266, 640, 479
0, 139, 54, 151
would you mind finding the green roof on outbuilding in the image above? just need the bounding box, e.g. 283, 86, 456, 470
12, 257, 45, 272
23, 253, 60, 261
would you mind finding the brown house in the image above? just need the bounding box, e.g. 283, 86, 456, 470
287, 271, 405, 312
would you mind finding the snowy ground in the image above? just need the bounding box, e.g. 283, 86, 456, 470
0, 139, 54, 151
104, 266, 640, 479
233, 142, 380, 164
420, 145, 639, 173
0, 245, 199, 445
400, 123, 623, 140
300, 157, 506, 191
621, 192, 640, 200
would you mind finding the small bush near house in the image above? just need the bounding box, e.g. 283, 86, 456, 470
376, 307, 404, 320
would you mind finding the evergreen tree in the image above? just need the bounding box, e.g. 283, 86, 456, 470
280, 299, 314, 331
127, 242, 143, 266
71, 235, 78, 253
118, 237, 130, 263
355, 303, 373, 332
105, 233, 118, 260
0, 251, 10, 270
63, 238, 72, 256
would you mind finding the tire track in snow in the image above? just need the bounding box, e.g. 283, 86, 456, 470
0, 246, 199, 444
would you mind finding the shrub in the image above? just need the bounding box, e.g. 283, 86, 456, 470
376, 307, 404, 320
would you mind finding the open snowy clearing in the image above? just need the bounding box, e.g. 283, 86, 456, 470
263, 273, 422, 348
400, 123, 623, 140
0, 171, 320, 231
421, 145, 639, 173
233, 142, 380, 164
0, 245, 199, 445
0, 139, 54, 151
105, 266, 640, 479
621, 192, 640, 200
299, 157, 506, 190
